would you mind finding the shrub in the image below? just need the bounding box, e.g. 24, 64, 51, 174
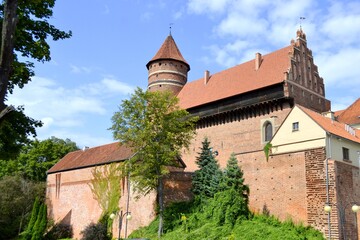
80, 222, 110, 240
44, 223, 73, 240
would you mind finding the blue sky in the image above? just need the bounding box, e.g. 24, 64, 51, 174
7, 0, 360, 148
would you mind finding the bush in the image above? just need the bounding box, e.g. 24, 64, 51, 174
45, 223, 73, 240
80, 222, 110, 240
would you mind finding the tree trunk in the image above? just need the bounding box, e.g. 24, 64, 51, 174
0, 0, 18, 113
157, 176, 164, 239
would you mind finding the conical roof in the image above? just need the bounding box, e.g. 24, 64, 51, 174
146, 35, 190, 70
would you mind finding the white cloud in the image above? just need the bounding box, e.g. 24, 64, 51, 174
216, 12, 269, 37
70, 64, 92, 74
102, 78, 134, 94
6, 75, 135, 146
316, 48, 360, 87
187, 0, 231, 14
41, 117, 54, 129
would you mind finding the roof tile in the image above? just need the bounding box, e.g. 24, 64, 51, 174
299, 105, 360, 144
48, 142, 133, 173
177, 46, 292, 109
336, 98, 360, 125
147, 35, 189, 69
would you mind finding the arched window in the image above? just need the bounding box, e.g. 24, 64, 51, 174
264, 122, 272, 142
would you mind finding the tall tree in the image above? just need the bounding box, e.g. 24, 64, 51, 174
0, 0, 72, 159
221, 153, 250, 204
192, 137, 222, 198
110, 88, 198, 238
0, 136, 78, 181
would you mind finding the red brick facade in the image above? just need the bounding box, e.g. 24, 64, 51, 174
47, 167, 192, 239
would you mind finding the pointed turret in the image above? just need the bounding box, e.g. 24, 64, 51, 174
146, 35, 190, 95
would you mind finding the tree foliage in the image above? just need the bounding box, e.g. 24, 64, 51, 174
0, 105, 42, 160
221, 153, 250, 204
0, 0, 72, 159
0, 175, 45, 239
192, 137, 222, 198
110, 87, 198, 237
0, 136, 78, 181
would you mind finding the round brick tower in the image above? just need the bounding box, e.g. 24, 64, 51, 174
146, 34, 190, 95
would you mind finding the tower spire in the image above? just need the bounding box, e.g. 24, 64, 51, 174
169, 23, 173, 36
299, 17, 305, 30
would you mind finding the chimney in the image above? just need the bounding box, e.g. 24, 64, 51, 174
83, 146, 89, 151
255, 53, 262, 70
204, 70, 210, 85
322, 111, 335, 120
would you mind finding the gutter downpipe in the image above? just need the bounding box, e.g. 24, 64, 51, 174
326, 133, 332, 240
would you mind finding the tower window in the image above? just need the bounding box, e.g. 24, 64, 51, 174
264, 122, 272, 142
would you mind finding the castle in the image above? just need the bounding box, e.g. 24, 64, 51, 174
47, 29, 360, 239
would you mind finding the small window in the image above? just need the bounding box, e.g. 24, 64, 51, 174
292, 122, 299, 131
342, 147, 349, 161
264, 122, 272, 142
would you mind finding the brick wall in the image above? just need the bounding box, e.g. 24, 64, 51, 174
333, 160, 360, 240
181, 107, 291, 171
239, 150, 308, 222
47, 167, 193, 239
304, 148, 338, 238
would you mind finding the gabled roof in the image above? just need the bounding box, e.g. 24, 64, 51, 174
177, 45, 292, 109
299, 105, 360, 144
47, 142, 133, 174
146, 34, 189, 69
336, 98, 360, 125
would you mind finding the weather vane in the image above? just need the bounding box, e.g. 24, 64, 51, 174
300, 17, 305, 30
169, 23, 174, 35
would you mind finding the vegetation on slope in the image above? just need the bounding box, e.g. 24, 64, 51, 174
129, 200, 325, 240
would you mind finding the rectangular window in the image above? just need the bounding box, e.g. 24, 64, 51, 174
342, 147, 350, 161
56, 173, 61, 198
292, 122, 299, 131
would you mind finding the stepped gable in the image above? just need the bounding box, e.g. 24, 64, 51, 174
177, 45, 292, 110
299, 105, 360, 144
47, 142, 133, 173
146, 34, 189, 70
336, 98, 360, 125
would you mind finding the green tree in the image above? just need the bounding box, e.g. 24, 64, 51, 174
22, 197, 40, 240
0, 176, 45, 239
110, 88, 198, 238
0, 0, 72, 159
221, 153, 249, 204
0, 136, 78, 181
192, 137, 222, 199
0, 106, 42, 160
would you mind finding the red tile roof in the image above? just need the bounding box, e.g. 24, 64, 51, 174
47, 142, 133, 174
147, 34, 189, 69
177, 46, 292, 109
336, 98, 360, 125
299, 105, 360, 144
